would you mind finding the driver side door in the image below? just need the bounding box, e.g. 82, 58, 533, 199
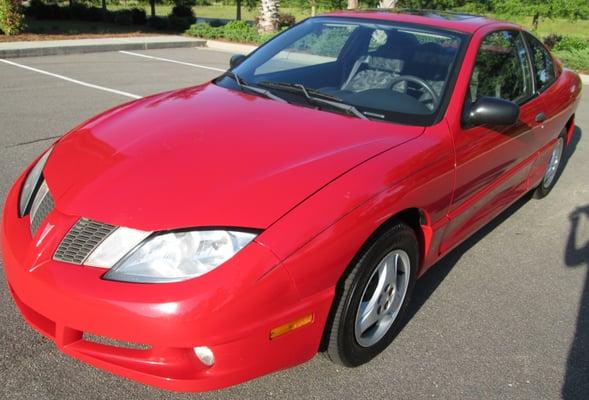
441, 29, 545, 253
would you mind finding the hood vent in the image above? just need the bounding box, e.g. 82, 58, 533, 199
30, 180, 54, 236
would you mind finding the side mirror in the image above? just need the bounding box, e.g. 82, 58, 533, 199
467, 96, 520, 127
229, 54, 247, 69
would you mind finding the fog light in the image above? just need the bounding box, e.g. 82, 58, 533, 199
193, 346, 215, 366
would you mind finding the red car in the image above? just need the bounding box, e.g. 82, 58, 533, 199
2, 9, 581, 392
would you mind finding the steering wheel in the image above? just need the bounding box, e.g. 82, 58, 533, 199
389, 75, 439, 109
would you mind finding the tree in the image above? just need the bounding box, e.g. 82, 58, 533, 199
0, 0, 24, 35
236, 0, 242, 20
378, 0, 398, 8
150, 0, 156, 18
258, 0, 279, 32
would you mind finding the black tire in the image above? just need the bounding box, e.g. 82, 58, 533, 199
534, 129, 567, 199
325, 221, 419, 367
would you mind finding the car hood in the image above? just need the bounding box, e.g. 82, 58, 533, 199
44, 83, 424, 231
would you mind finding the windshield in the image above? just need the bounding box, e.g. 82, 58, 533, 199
216, 17, 466, 125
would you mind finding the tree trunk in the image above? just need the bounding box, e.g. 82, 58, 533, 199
150, 0, 156, 17
101, 0, 106, 12
236, 0, 242, 21
378, 0, 397, 9
532, 12, 540, 30
347, 0, 358, 10
258, 0, 279, 33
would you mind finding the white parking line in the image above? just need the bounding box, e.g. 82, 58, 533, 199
0, 58, 142, 99
119, 50, 226, 72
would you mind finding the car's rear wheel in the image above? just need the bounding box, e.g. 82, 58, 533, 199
325, 221, 418, 366
534, 129, 566, 199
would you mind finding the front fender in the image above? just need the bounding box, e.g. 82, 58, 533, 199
257, 122, 455, 299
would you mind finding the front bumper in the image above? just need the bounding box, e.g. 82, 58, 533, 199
1, 174, 334, 392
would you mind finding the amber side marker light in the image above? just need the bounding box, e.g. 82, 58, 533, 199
270, 314, 314, 339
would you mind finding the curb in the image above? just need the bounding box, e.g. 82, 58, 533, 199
204, 40, 257, 55
0, 38, 206, 59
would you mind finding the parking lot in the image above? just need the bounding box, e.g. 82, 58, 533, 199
0, 47, 588, 400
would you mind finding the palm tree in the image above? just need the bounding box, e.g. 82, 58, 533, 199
378, 0, 398, 8
258, 0, 279, 33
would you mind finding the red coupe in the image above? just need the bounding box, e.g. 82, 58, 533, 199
2, 9, 581, 392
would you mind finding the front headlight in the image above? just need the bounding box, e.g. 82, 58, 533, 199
19, 148, 53, 217
92, 229, 257, 283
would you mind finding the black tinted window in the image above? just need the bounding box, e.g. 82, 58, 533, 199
525, 32, 556, 92
469, 30, 533, 104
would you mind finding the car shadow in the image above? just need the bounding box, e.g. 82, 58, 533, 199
405, 189, 533, 324
562, 202, 589, 399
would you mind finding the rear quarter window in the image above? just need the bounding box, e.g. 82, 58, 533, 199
525, 32, 557, 92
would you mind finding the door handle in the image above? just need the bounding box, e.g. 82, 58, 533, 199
535, 112, 546, 123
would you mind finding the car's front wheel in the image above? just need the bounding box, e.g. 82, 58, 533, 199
325, 221, 418, 366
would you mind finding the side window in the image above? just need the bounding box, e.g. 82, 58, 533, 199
525, 32, 556, 92
469, 30, 533, 104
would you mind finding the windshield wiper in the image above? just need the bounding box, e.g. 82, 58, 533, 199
225, 72, 287, 103
257, 81, 367, 120
257, 81, 341, 101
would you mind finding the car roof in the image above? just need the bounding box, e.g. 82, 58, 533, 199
321, 9, 518, 34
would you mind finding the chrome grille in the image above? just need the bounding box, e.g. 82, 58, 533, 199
29, 180, 54, 236
53, 219, 117, 265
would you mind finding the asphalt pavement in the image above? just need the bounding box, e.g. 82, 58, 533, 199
0, 47, 588, 400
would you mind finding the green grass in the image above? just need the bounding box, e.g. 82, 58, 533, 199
490, 14, 589, 40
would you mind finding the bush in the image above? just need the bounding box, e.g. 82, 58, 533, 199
553, 48, 589, 73
168, 14, 192, 31
543, 33, 562, 50
112, 9, 133, 25
81, 6, 104, 22
186, 22, 223, 39
0, 0, 25, 35
171, 4, 194, 18
185, 21, 276, 45
222, 20, 259, 42
554, 36, 589, 52
148, 15, 168, 30
208, 18, 225, 27
33, 2, 62, 20
277, 12, 295, 29
25, 2, 148, 26
130, 7, 147, 25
